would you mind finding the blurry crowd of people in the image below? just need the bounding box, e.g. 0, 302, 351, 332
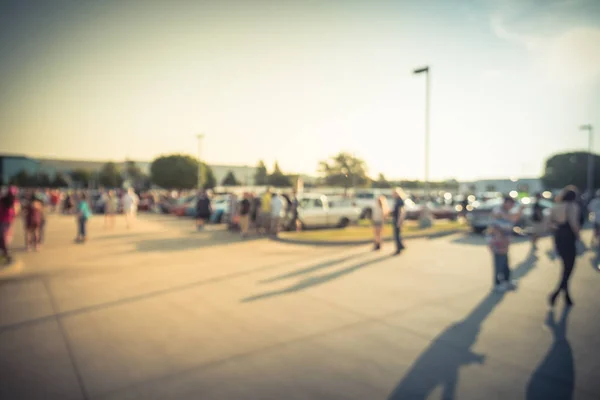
194, 187, 300, 238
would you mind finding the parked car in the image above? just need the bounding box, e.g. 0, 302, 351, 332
284, 193, 361, 230
353, 190, 392, 219
171, 195, 196, 217
403, 199, 458, 221
466, 197, 554, 234
207, 196, 229, 224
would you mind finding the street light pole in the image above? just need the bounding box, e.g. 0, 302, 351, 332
196, 134, 205, 189
413, 65, 432, 228
581, 124, 594, 197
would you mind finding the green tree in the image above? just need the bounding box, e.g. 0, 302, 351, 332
36, 172, 52, 187
318, 152, 370, 191
222, 170, 240, 186
123, 160, 148, 188
541, 151, 600, 191
268, 162, 292, 187
254, 160, 268, 185
150, 154, 216, 189
202, 164, 217, 190
70, 169, 92, 186
372, 173, 391, 189
99, 162, 123, 188
9, 170, 35, 187
51, 173, 69, 188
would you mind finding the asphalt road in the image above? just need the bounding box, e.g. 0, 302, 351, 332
1, 213, 599, 399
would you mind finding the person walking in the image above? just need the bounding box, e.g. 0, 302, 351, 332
530, 193, 546, 251
104, 190, 118, 229
548, 186, 581, 307
260, 188, 272, 235
195, 190, 211, 231
122, 188, 139, 229
270, 192, 283, 237
75, 193, 92, 243
0, 187, 19, 264
24, 193, 44, 251
587, 190, 600, 248
250, 193, 261, 233
372, 195, 389, 251
488, 195, 525, 292
290, 191, 301, 232
391, 188, 406, 255
239, 193, 251, 238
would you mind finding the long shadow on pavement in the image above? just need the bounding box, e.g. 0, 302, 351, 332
452, 233, 529, 246
130, 232, 264, 253
526, 307, 574, 400
259, 252, 369, 284
387, 253, 538, 399
241, 254, 391, 303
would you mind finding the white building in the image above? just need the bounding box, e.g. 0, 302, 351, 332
458, 178, 543, 195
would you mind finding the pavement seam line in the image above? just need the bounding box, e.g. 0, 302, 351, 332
42, 278, 90, 400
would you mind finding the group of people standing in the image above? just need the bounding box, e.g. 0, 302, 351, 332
370, 188, 406, 255
488, 185, 586, 308
0, 186, 141, 265
194, 188, 299, 238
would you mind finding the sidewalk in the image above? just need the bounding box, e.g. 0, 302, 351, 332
1, 214, 599, 399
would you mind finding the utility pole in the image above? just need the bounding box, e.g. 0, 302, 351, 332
413, 65, 432, 228
581, 124, 594, 198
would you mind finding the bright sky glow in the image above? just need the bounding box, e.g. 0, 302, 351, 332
1, 0, 598, 180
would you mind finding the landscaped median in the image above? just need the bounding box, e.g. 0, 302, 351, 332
275, 220, 470, 245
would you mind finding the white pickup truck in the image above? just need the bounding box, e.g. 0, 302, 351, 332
291, 193, 361, 229
354, 190, 393, 219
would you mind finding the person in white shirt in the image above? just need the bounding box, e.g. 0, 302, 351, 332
270, 193, 284, 236
588, 190, 600, 247
122, 188, 139, 229
372, 195, 389, 251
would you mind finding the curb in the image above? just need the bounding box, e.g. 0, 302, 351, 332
272, 229, 467, 246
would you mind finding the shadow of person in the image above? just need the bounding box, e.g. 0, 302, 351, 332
387, 252, 538, 399
526, 307, 574, 400
512, 251, 538, 281
387, 292, 505, 399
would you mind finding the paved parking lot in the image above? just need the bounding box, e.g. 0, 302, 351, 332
1, 213, 599, 399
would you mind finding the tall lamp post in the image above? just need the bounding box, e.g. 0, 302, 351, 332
196, 133, 205, 189
581, 124, 594, 198
413, 65, 432, 228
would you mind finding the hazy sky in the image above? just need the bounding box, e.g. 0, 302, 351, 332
1, 0, 599, 180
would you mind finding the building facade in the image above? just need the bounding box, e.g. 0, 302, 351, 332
0, 155, 40, 184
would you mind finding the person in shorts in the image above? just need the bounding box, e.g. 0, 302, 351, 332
259, 188, 272, 234
371, 195, 388, 251
239, 193, 251, 237
195, 190, 211, 231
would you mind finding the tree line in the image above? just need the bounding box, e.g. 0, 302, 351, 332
7, 150, 587, 191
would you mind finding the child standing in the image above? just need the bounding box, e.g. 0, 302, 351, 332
76, 193, 92, 243
488, 196, 524, 292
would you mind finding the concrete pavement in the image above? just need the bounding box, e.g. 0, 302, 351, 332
1, 214, 599, 399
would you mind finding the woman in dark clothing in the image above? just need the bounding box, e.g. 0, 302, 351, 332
195, 190, 211, 231
250, 195, 260, 233
549, 186, 580, 307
